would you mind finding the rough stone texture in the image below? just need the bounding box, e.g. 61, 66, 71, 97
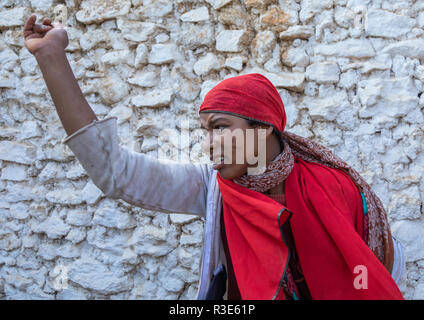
76, 0, 131, 24
180, 7, 210, 22
365, 9, 416, 39
0, 7, 29, 29
193, 53, 223, 76
216, 30, 248, 52
305, 61, 340, 84
0, 0, 423, 301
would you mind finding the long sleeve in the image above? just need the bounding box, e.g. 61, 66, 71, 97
62, 116, 212, 217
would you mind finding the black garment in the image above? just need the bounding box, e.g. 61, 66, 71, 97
280, 220, 312, 300
220, 208, 242, 300
205, 264, 227, 300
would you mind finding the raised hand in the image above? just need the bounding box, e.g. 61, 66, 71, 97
23, 14, 69, 55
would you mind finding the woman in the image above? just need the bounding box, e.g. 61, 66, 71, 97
24, 15, 404, 300
197, 74, 404, 300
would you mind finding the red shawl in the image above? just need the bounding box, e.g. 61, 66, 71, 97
199, 73, 404, 300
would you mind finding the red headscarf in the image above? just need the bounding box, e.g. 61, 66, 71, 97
198, 73, 403, 300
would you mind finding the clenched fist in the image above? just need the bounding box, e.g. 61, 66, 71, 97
23, 14, 69, 55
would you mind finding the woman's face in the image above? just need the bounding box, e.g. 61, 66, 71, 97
199, 112, 273, 180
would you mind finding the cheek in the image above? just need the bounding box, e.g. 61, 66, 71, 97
232, 134, 243, 160
248, 129, 259, 152
201, 133, 210, 155
205, 130, 253, 166
212, 132, 234, 157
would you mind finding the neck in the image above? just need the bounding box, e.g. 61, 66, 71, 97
263, 181, 285, 195
262, 135, 285, 195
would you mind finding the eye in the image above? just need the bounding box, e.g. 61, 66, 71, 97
214, 125, 227, 131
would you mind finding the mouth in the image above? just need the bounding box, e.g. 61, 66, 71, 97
212, 156, 225, 170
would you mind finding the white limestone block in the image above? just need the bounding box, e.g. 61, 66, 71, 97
0, 7, 28, 28
279, 25, 314, 39
180, 23, 214, 49
205, 0, 232, 9
138, 0, 173, 18
107, 104, 132, 125
148, 43, 180, 64
134, 43, 148, 68
132, 88, 174, 108
101, 50, 133, 65
65, 209, 93, 227
314, 38, 376, 58
306, 61, 340, 84
116, 19, 156, 42
31, 215, 71, 239
216, 30, 247, 52
127, 70, 159, 87
282, 47, 309, 67
302, 90, 348, 121
0, 141, 36, 165
388, 186, 422, 220
30, 0, 54, 11
80, 29, 108, 51
382, 39, 424, 58
365, 9, 415, 38
9, 202, 30, 220
193, 53, 222, 76
391, 220, 424, 262
68, 258, 132, 293
224, 56, 245, 71
251, 30, 276, 64
81, 180, 103, 204
180, 7, 209, 22
92, 206, 136, 229
0, 164, 27, 182
76, 0, 131, 24
45, 188, 84, 205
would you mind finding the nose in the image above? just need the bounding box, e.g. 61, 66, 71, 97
201, 131, 220, 162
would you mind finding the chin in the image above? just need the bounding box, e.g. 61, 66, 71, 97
217, 164, 246, 180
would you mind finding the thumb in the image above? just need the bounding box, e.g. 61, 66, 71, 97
52, 21, 65, 29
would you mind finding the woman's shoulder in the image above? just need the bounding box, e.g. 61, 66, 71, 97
289, 156, 364, 227
291, 156, 361, 200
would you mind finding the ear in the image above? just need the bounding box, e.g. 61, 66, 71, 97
257, 125, 273, 138
255, 124, 273, 137
266, 126, 273, 136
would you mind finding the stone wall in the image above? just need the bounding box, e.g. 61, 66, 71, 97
0, 0, 423, 299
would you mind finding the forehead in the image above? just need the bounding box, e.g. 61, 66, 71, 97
199, 112, 240, 125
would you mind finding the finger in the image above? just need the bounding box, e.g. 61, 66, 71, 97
26, 33, 42, 40
24, 29, 35, 37
33, 23, 52, 33
52, 22, 64, 29
43, 18, 53, 26
24, 14, 37, 32
41, 25, 53, 32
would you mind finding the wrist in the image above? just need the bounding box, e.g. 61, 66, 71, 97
34, 44, 65, 61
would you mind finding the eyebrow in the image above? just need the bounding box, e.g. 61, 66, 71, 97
200, 116, 229, 129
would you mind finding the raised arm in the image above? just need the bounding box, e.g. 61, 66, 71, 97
24, 14, 212, 217
24, 14, 97, 136
62, 116, 212, 216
